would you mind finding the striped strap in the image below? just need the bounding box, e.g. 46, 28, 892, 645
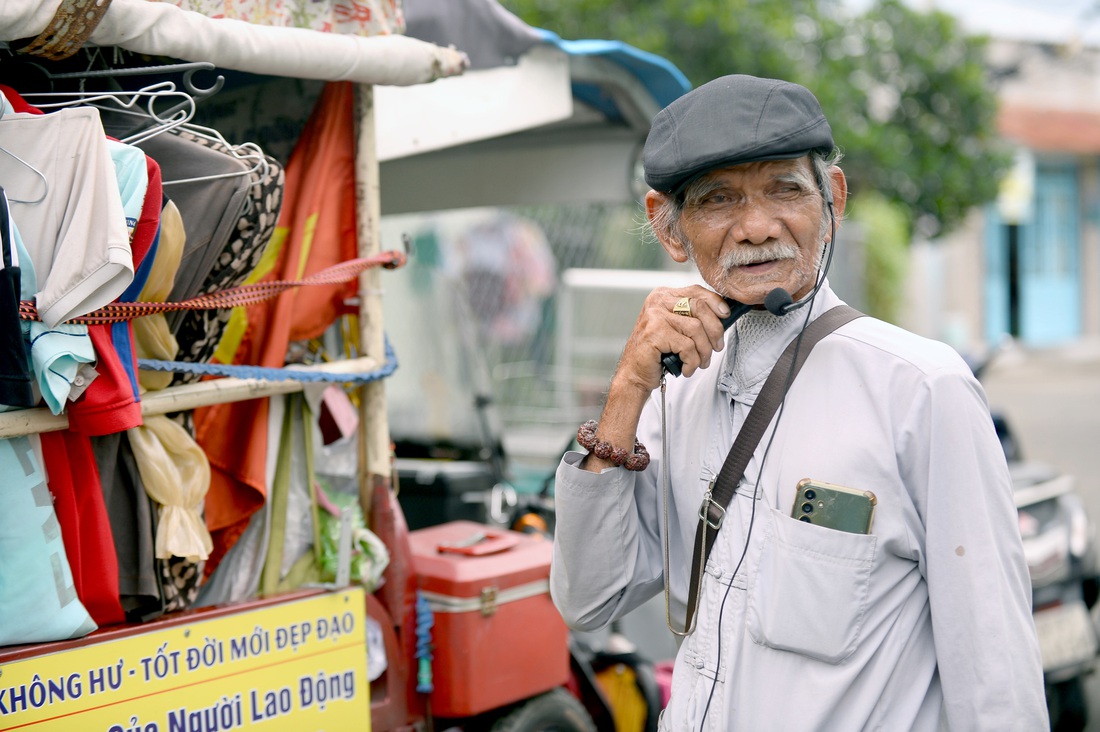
18, 249, 407, 325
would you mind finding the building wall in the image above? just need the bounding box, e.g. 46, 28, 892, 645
1082, 158, 1100, 337
901, 38, 1100, 349
900, 213, 986, 352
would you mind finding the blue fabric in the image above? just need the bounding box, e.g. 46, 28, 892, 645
0, 435, 97, 646
108, 142, 155, 405
113, 223, 161, 401
106, 139, 149, 236
9, 219, 95, 415
137, 336, 399, 384
532, 29, 691, 111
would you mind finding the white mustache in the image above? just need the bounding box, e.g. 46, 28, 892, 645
719, 242, 799, 268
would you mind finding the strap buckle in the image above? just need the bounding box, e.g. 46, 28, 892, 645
698, 490, 725, 531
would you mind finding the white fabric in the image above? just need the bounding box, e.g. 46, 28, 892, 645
0, 106, 133, 327
550, 285, 1048, 732
0, 0, 467, 87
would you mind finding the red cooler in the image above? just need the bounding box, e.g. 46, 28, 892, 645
408, 520, 570, 717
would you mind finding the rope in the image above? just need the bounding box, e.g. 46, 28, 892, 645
137, 337, 399, 384
19, 249, 407, 325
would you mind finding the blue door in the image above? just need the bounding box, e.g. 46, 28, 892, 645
984, 165, 1080, 346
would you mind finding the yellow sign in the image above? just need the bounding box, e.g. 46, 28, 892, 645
0, 589, 370, 732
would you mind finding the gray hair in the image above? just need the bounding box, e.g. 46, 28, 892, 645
645, 149, 843, 255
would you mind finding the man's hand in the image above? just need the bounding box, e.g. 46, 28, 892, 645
618, 285, 733, 391
579, 286, 732, 473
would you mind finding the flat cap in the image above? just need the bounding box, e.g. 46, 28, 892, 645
643, 74, 834, 194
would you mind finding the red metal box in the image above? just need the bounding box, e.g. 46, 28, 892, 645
408, 520, 570, 718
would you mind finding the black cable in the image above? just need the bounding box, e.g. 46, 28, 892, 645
696, 206, 835, 729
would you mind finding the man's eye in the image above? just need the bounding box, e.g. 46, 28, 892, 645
774, 185, 802, 196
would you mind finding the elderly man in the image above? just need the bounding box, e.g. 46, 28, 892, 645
549, 75, 1047, 730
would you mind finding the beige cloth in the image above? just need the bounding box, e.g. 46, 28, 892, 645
133, 199, 185, 391
129, 416, 212, 561
128, 197, 212, 560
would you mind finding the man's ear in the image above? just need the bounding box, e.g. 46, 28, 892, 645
645, 190, 690, 263
828, 167, 848, 223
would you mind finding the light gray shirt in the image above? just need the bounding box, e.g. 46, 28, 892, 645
550, 286, 1047, 731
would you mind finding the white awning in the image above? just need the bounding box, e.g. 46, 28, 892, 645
1, 0, 468, 87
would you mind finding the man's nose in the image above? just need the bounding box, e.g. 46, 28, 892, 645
730, 202, 782, 245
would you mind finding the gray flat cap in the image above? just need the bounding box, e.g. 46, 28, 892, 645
643, 74, 834, 194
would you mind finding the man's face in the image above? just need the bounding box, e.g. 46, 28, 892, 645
673, 157, 831, 305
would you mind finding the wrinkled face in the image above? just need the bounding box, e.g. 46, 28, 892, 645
667, 157, 834, 305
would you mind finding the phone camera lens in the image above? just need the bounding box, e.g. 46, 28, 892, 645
800, 502, 813, 514
799, 516, 812, 523
803, 489, 816, 500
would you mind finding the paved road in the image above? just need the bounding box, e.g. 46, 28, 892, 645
978, 338, 1100, 731
982, 339, 1100, 523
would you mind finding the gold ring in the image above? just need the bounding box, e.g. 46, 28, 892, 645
673, 297, 693, 317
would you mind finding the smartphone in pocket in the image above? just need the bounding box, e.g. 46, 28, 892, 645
791, 478, 877, 534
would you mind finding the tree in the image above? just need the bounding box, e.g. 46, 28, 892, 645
504, 0, 1010, 237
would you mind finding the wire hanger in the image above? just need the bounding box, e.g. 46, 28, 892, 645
162, 121, 270, 188
18, 60, 225, 146
0, 101, 49, 205
20, 77, 203, 144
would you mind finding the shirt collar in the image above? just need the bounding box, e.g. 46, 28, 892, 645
717, 282, 843, 404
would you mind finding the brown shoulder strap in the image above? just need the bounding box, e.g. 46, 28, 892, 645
681, 305, 864, 633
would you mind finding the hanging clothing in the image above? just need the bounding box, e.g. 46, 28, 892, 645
133, 199, 186, 392
93, 430, 162, 623
124, 193, 214, 570
194, 81, 359, 574
0, 186, 33, 407
164, 130, 284, 382
40, 430, 126, 627
130, 127, 256, 306
0, 103, 133, 327
0, 434, 97, 646
67, 149, 163, 436
0, 104, 126, 629
0, 87, 97, 414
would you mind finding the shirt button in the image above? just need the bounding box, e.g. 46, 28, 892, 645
73, 375, 85, 386
695, 659, 705, 669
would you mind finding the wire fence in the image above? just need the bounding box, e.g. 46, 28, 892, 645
380, 202, 695, 475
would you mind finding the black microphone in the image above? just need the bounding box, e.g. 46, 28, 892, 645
764, 288, 794, 316
763, 276, 827, 316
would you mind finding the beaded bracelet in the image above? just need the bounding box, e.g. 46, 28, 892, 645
576, 419, 651, 471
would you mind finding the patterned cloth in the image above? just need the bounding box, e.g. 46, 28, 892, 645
154, 0, 405, 36
166, 130, 285, 385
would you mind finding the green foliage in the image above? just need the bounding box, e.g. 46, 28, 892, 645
504, 0, 1011, 238
849, 191, 909, 322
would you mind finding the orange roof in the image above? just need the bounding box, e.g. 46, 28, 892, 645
998, 104, 1100, 153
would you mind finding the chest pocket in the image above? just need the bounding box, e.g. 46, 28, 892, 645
747, 505, 877, 664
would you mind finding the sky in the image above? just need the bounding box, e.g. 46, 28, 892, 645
843, 0, 1100, 47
